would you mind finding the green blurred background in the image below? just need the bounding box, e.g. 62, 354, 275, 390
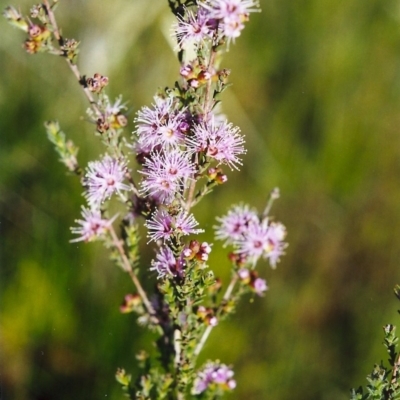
2, 0, 400, 398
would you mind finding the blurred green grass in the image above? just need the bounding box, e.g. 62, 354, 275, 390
2, 0, 400, 399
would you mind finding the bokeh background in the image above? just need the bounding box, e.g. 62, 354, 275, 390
2, 0, 400, 399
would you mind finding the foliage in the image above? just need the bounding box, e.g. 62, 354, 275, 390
351, 286, 400, 400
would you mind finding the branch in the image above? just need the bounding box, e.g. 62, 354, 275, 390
109, 224, 157, 319
194, 274, 239, 356
203, 47, 217, 116
43, 0, 101, 118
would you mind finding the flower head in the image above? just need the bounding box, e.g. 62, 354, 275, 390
214, 204, 258, 245
150, 246, 186, 278
134, 96, 187, 152
139, 149, 195, 205
145, 208, 204, 243
203, 0, 259, 19
236, 219, 287, 267
235, 218, 269, 263
192, 362, 236, 395
173, 8, 213, 49
145, 209, 174, 242
215, 204, 286, 268
70, 207, 115, 242
263, 222, 287, 268
187, 116, 246, 170
84, 155, 130, 207
200, 0, 260, 41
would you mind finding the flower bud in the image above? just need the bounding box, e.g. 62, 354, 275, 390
96, 117, 110, 133
218, 68, 231, 81
197, 252, 209, 261
111, 113, 128, 129
183, 247, 193, 258
201, 242, 212, 254
197, 70, 212, 83
216, 172, 228, 184
197, 306, 217, 326
28, 24, 50, 42
238, 268, 250, 283
271, 187, 280, 200
189, 239, 201, 253
86, 73, 109, 93
228, 252, 247, 267
61, 39, 80, 62
251, 277, 268, 296
120, 293, 141, 313
178, 120, 190, 133
30, 5, 44, 18
189, 79, 199, 88
207, 168, 217, 180
208, 277, 222, 295
180, 64, 193, 78
24, 39, 40, 54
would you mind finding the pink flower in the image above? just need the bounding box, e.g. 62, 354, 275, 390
150, 246, 186, 278
70, 207, 115, 242
173, 8, 213, 49
187, 116, 246, 170
214, 204, 258, 244
203, 0, 259, 20
215, 204, 287, 268
264, 222, 287, 269
140, 149, 195, 205
236, 219, 287, 268
200, 0, 260, 41
134, 96, 187, 151
84, 155, 130, 207
252, 277, 268, 296
145, 209, 204, 243
192, 362, 236, 395
236, 219, 269, 263
238, 267, 250, 281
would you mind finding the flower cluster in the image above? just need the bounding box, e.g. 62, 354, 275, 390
183, 240, 212, 262
24, 22, 51, 53
134, 97, 246, 179
132, 91, 246, 279
4, 0, 289, 398
215, 203, 287, 268
192, 362, 236, 395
